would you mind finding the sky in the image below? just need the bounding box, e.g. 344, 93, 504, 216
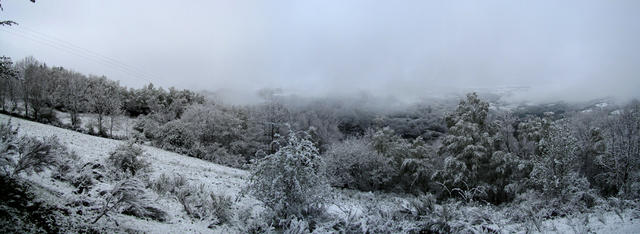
1, 0, 639, 103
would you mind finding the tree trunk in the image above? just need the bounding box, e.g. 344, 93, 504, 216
98, 113, 104, 135
110, 115, 114, 138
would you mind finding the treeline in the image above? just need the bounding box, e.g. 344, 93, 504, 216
133, 89, 447, 168
1, 56, 447, 169
327, 93, 640, 210
0, 56, 205, 136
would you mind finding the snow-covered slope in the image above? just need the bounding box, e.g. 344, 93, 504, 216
2, 114, 639, 233
1, 114, 252, 233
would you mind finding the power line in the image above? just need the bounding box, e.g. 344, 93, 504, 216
2, 26, 157, 83
0, 26, 158, 84
17, 25, 163, 82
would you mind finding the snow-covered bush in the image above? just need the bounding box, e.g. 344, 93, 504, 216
107, 142, 151, 177
132, 115, 161, 140
245, 130, 329, 221
175, 184, 233, 225
1, 121, 66, 178
236, 206, 275, 234
150, 173, 233, 225
148, 173, 187, 196
154, 120, 197, 154
366, 127, 437, 192
200, 143, 244, 168
323, 137, 394, 191
93, 177, 148, 223
283, 218, 310, 234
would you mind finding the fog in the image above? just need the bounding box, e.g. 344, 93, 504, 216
1, 0, 639, 104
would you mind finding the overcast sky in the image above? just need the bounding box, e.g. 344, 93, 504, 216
1, 0, 639, 103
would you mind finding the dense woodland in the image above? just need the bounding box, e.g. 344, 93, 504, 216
1, 55, 640, 232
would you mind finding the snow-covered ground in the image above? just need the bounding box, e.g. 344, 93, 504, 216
1, 114, 252, 233
1, 113, 639, 233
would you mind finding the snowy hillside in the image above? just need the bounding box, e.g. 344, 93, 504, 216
2, 114, 639, 233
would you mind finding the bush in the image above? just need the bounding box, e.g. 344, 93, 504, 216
132, 115, 160, 140
155, 120, 197, 154
93, 177, 148, 224
149, 173, 187, 196
150, 173, 233, 225
200, 143, 244, 168
1, 121, 66, 178
323, 137, 394, 191
245, 130, 329, 221
107, 143, 151, 177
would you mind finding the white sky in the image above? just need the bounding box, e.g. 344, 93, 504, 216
1, 0, 639, 103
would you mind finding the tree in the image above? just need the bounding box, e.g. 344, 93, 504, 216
0, 0, 35, 26
59, 70, 90, 128
87, 76, 122, 136
246, 130, 328, 220
0, 56, 18, 111
597, 102, 640, 198
435, 93, 514, 203
256, 88, 290, 154
22, 60, 53, 121
531, 122, 583, 196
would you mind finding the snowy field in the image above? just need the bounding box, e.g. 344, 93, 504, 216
1, 113, 639, 233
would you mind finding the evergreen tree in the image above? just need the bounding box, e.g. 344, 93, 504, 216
435, 93, 514, 203
246, 129, 328, 220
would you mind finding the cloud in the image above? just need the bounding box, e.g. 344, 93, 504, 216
1, 0, 639, 103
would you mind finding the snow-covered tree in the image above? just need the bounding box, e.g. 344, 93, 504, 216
530, 122, 585, 196
0, 56, 19, 111
597, 102, 640, 198
87, 76, 122, 136
435, 93, 514, 203
246, 129, 329, 220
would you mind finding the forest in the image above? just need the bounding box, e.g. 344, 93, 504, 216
1, 55, 639, 233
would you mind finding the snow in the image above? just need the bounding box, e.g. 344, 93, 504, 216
1, 114, 252, 233
2, 113, 639, 233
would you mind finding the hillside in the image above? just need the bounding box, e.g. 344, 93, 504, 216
0, 114, 252, 233
1, 113, 639, 233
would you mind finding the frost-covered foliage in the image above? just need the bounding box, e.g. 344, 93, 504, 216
107, 142, 151, 177
154, 120, 197, 154
132, 114, 161, 140
92, 177, 148, 223
323, 137, 394, 191
531, 122, 589, 198
367, 127, 437, 193
0, 121, 66, 178
435, 92, 514, 203
150, 173, 233, 225
596, 102, 640, 198
246, 129, 329, 220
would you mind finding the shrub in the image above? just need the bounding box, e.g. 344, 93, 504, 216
200, 143, 244, 168
150, 173, 233, 225
92, 177, 148, 223
1, 121, 66, 178
132, 115, 160, 140
245, 130, 329, 220
155, 120, 196, 154
323, 137, 394, 191
107, 143, 151, 177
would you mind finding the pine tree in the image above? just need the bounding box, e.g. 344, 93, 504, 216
435, 93, 514, 203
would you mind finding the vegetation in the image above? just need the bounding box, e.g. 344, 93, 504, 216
2, 54, 640, 232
